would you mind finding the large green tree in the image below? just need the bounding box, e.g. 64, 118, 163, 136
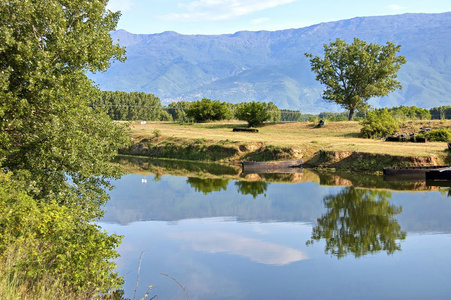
186, 98, 231, 122
235, 101, 271, 127
0, 0, 128, 218
0, 0, 129, 295
306, 38, 406, 121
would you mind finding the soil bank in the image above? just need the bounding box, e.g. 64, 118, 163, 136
119, 136, 447, 173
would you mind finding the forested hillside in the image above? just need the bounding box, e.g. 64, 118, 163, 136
89, 12, 451, 114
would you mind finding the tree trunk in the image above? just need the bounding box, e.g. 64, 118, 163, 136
348, 107, 355, 121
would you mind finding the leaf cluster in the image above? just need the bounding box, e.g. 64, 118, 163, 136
388, 105, 431, 120
186, 98, 231, 122
308, 187, 406, 258
418, 128, 451, 142
0, 0, 129, 219
235, 101, 273, 127
0, 0, 130, 294
92, 90, 170, 121
430, 105, 451, 120
0, 173, 123, 297
306, 38, 406, 120
360, 109, 399, 138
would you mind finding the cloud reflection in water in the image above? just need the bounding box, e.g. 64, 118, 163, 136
167, 231, 308, 265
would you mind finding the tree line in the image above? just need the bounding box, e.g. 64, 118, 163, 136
92, 91, 451, 125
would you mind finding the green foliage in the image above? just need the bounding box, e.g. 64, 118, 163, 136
306, 38, 406, 120
235, 181, 268, 199
186, 98, 231, 122
153, 129, 162, 137
360, 109, 399, 138
92, 91, 166, 121
328, 116, 348, 121
166, 101, 192, 123
187, 177, 229, 195
0, 0, 129, 294
281, 109, 304, 121
419, 128, 451, 142
264, 102, 281, 123
0, 173, 123, 297
159, 109, 173, 121
430, 105, 451, 120
0, 0, 129, 219
235, 101, 271, 127
307, 187, 406, 258
319, 111, 348, 120
389, 106, 431, 120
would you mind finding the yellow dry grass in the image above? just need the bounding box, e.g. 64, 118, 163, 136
127, 120, 451, 158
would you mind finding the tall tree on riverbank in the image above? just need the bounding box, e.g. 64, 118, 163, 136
0, 0, 128, 296
306, 38, 406, 121
0, 0, 128, 217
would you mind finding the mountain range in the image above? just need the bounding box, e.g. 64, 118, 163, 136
89, 12, 451, 114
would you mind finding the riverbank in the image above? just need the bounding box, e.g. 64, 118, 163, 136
120, 120, 451, 173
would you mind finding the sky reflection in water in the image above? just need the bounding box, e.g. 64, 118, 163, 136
100, 168, 451, 300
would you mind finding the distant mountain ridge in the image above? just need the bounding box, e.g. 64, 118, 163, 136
89, 12, 451, 113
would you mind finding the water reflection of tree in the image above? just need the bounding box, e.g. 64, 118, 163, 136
186, 177, 230, 195
235, 181, 268, 198
307, 187, 406, 258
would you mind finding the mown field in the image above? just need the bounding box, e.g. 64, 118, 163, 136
127, 120, 451, 158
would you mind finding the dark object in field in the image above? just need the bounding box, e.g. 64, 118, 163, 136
233, 128, 259, 133
315, 120, 326, 128
385, 134, 426, 143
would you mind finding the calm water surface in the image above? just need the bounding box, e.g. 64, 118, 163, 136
100, 159, 451, 300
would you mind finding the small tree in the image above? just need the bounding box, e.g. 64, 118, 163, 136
186, 98, 231, 122
360, 109, 399, 139
235, 101, 270, 127
306, 38, 406, 121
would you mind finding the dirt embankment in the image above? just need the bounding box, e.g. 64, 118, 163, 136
120, 136, 446, 173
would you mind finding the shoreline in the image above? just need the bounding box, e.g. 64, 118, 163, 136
119, 137, 447, 174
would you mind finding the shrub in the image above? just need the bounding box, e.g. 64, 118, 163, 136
420, 128, 451, 142
153, 129, 162, 137
360, 109, 399, 138
0, 173, 123, 297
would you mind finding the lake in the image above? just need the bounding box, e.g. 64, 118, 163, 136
100, 158, 451, 300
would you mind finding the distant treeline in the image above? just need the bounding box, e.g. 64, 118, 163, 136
91, 91, 172, 121
91, 91, 451, 122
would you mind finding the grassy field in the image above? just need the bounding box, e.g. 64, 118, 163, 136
128, 119, 451, 158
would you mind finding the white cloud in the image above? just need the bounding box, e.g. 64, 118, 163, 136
163, 0, 296, 21
107, 0, 135, 12
387, 4, 407, 10
251, 17, 270, 24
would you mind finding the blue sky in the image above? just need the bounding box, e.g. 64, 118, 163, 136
107, 0, 451, 35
